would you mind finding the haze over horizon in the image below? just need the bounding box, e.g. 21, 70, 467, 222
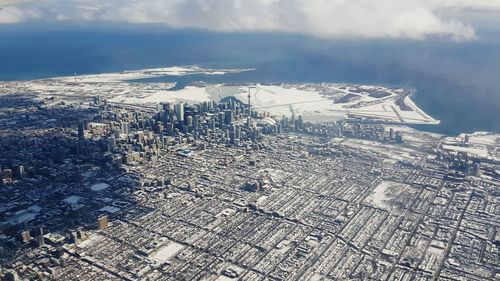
2, 0, 500, 41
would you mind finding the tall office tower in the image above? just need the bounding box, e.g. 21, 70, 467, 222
229, 124, 236, 143
472, 162, 481, 176
247, 89, 252, 128
37, 235, 45, 247
219, 112, 225, 128
283, 116, 290, 129
70, 232, 78, 245
224, 110, 234, 125
20, 230, 31, 243
204, 126, 210, 138
194, 115, 200, 130
120, 121, 129, 135
98, 215, 109, 230
93, 95, 101, 105
175, 102, 185, 123
389, 128, 395, 140
187, 116, 193, 127
235, 124, 241, 140
166, 122, 174, 135
37, 227, 45, 247
133, 112, 140, 123
297, 115, 304, 130
78, 123, 85, 141
13, 165, 25, 179
210, 119, 216, 131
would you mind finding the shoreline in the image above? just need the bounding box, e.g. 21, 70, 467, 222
2, 66, 442, 133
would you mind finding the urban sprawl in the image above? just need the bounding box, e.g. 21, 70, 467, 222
0, 80, 499, 281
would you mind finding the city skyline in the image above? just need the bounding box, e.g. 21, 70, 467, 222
1, 1, 499, 280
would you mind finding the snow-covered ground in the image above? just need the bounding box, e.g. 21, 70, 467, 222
342, 138, 423, 163
109, 85, 213, 105
364, 181, 417, 213
54, 66, 255, 83
442, 132, 499, 161
149, 242, 185, 264
2, 66, 440, 126
234, 85, 346, 122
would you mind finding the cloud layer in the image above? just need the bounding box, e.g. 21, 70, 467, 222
2, 0, 500, 40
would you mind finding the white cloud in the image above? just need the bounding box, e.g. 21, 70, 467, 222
55, 13, 67, 21
4, 0, 500, 40
0, 6, 41, 24
432, 0, 500, 11
0, 7, 24, 23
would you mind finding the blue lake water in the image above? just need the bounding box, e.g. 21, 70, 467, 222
0, 24, 499, 135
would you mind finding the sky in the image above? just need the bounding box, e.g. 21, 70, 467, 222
1, 0, 500, 40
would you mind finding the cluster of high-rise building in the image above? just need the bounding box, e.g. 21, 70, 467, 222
1, 86, 498, 281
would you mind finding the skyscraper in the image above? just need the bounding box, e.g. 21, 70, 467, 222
297, 115, 304, 130
389, 128, 395, 140
37, 227, 45, 247
166, 122, 174, 135
224, 110, 234, 125
247, 87, 253, 128
194, 115, 200, 130
218, 112, 225, 127
20, 230, 31, 243
120, 121, 129, 135
472, 162, 481, 176
175, 103, 185, 123
13, 165, 25, 179
78, 123, 85, 141
235, 124, 241, 140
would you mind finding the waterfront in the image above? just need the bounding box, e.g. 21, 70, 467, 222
1, 25, 499, 134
